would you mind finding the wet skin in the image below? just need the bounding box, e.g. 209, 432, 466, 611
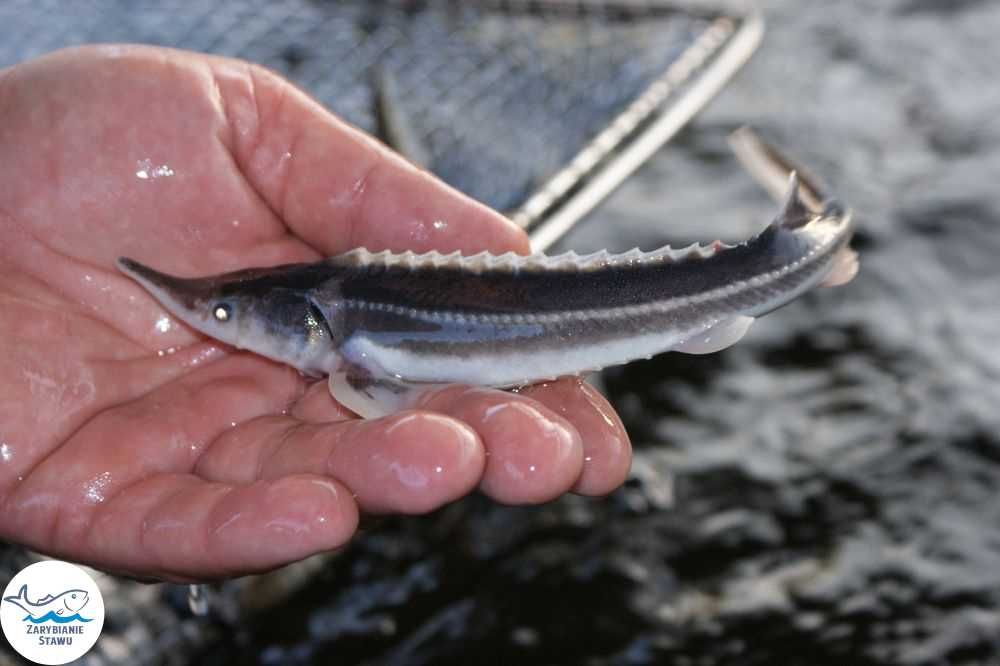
0, 46, 631, 582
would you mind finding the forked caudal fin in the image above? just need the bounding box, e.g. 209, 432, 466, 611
666, 130, 859, 356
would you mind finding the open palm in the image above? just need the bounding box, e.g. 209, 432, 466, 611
0, 46, 631, 581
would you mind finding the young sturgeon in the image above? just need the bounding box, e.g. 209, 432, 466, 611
118, 133, 857, 418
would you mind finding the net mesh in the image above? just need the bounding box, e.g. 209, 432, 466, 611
0, 1, 720, 212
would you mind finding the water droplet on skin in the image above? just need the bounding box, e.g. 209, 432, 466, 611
483, 403, 509, 421
384, 413, 421, 437
504, 461, 524, 480
84, 472, 113, 504
230, 422, 237, 428
154, 315, 172, 334
432, 219, 447, 231
135, 158, 175, 180
389, 462, 428, 489
0, 443, 12, 462
434, 466, 443, 474
187, 346, 222, 368
231, 219, 241, 227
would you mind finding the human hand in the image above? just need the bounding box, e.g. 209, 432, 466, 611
0, 46, 631, 581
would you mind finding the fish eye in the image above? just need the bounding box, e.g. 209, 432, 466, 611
213, 303, 232, 322
71, 594, 77, 599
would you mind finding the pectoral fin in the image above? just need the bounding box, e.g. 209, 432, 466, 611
328, 363, 441, 419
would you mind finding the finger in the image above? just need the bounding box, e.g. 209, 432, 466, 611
0, 355, 306, 548
288, 377, 356, 423
516, 378, 632, 496
83, 472, 357, 581
209, 57, 530, 256
195, 411, 485, 515
417, 387, 584, 505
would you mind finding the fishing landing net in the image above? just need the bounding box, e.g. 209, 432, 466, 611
0, 0, 761, 249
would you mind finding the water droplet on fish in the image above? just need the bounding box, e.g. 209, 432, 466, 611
154, 315, 172, 334
231, 219, 241, 227
84, 471, 113, 504
0, 443, 12, 462
135, 158, 175, 180
432, 219, 447, 231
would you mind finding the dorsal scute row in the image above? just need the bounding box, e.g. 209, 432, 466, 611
331, 241, 735, 275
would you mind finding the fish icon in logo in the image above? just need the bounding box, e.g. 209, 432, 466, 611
2, 584, 91, 623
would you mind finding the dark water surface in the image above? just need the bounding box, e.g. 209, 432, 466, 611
4, 1, 1000, 664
